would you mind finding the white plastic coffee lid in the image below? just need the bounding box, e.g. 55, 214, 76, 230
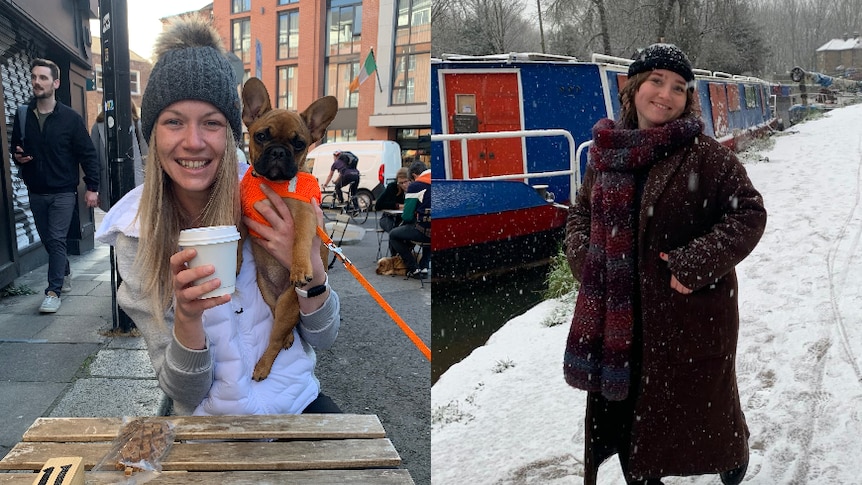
178, 225, 241, 246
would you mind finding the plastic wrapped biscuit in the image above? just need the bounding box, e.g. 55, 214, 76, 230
114, 419, 174, 471
92, 418, 176, 481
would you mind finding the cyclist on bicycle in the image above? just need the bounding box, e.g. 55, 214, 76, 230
322, 150, 360, 208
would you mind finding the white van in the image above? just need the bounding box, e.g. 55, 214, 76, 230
307, 140, 402, 208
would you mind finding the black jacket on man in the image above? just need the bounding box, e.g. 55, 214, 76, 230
10, 99, 99, 194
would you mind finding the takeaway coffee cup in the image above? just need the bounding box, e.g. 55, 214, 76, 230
178, 225, 241, 299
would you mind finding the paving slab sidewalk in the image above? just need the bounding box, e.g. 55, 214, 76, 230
0, 212, 166, 459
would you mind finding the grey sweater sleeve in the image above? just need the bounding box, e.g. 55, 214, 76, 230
113, 234, 213, 414
297, 288, 340, 350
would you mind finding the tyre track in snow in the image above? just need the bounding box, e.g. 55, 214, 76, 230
732, 117, 862, 484
825, 130, 862, 384
790, 128, 862, 483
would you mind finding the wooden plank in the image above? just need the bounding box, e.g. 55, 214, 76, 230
166, 439, 402, 471
22, 414, 386, 442
0, 442, 111, 471
0, 439, 401, 472
0, 469, 415, 485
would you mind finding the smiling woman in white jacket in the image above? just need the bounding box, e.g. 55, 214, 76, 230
97, 173, 340, 416
96, 17, 340, 416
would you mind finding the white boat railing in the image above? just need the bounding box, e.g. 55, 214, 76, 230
431, 129, 580, 203
575, 139, 594, 180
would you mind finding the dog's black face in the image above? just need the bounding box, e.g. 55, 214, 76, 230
248, 109, 311, 182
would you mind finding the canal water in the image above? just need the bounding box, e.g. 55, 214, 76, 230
431, 264, 550, 384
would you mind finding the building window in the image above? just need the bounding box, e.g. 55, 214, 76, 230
392, 50, 430, 105
395, 0, 430, 45
232, 18, 251, 64
278, 0, 298, 4
326, 128, 356, 143
326, 61, 359, 109
277, 65, 298, 111
392, 0, 430, 105
327, 1, 362, 56
129, 71, 140, 95
278, 10, 300, 59
232, 0, 250, 13
95, 67, 141, 96
396, 127, 431, 166
327, 0, 363, 106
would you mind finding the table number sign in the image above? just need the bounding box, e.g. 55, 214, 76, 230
32, 456, 84, 485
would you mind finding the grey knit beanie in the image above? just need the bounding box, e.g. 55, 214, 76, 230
628, 43, 695, 85
141, 16, 242, 143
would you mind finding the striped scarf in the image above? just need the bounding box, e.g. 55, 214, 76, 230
563, 116, 703, 401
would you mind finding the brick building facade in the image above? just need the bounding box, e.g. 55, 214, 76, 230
816, 34, 862, 79
85, 37, 152, 129
197, 0, 430, 167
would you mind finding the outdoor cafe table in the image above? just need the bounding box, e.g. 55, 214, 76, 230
381, 209, 404, 228
0, 414, 413, 484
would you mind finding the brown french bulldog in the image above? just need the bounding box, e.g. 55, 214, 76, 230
239, 77, 338, 381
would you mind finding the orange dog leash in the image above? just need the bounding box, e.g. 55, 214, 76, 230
317, 226, 431, 361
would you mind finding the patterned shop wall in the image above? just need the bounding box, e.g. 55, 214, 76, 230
1, 16, 43, 253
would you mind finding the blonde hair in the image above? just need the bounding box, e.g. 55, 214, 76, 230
618, 71, 700, 129
134, 125, 241, 325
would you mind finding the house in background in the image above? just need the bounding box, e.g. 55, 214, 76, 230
85, 36, 152, 129
186, 0, 430, 168
816, 33, 862, 80
0, 0, 98, 289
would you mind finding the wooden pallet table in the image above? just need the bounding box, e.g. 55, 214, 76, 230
0, 414, 413, 484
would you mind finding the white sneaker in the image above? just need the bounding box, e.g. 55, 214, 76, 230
39, 291, 61, 313
61, 274, 72, 293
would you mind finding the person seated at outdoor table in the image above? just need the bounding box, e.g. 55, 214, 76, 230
95, 17, 341, 416
389, 162, 431, 278
375, 167, 410, 233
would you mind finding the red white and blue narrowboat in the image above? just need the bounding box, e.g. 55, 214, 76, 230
431, 52, 778, 279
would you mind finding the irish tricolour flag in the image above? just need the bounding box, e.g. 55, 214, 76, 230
349, 50, 377, 92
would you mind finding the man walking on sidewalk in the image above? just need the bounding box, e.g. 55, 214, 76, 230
9, 58, 100, 313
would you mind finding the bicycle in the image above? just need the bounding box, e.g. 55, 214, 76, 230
320, 188, 369, 225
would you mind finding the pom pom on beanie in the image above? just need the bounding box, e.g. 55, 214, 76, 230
141, 16, 242, 143
628, 43, 695, 86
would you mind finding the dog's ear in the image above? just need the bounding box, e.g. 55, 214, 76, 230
241, 78, 273, 129
300, 96, 339, 144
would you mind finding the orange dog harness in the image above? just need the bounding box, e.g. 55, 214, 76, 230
240, 167, 321, 238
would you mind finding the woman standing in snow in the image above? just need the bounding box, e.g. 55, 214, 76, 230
564, 43, 766, 484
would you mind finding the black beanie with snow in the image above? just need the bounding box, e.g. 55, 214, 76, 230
628, 43, 695, 85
